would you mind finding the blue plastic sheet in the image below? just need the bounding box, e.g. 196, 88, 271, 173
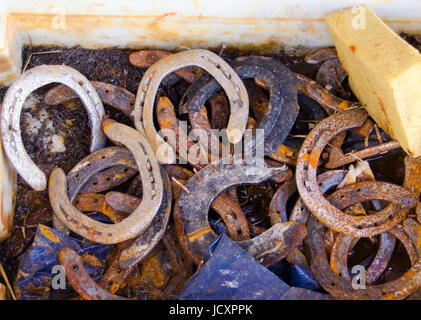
177, 235, 330, 300
14, 223, 112, 300
177, 235, 290, 300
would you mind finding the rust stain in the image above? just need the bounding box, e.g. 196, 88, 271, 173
40, 224, 60, 243
187, 226, 212, 242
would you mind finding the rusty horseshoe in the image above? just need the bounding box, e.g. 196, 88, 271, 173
49, 119, 163, 244
133, 49, 249, 163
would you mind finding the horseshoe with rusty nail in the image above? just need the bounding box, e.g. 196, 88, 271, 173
49, 120, 163, 244
1, 65, 106, 191
134, 49, 249, 163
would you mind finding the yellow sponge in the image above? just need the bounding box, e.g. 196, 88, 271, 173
326, 5, 421, 157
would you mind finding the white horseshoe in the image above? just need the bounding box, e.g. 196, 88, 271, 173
1, 65, 106, 191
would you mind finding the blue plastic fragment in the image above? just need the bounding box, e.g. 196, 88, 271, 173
177, 235, 290, 300
288, 264, 320, 290
14, 223, 112, 300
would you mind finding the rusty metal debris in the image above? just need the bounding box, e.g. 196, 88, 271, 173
133, 49, 249, 163
173, 158, 306, 266
296, 108, 416, 237
59, 247, 128, 300
2, 47, 420, 301
183, 56, 299, 155
44, 81, 136, 118
306, 216, 421, 300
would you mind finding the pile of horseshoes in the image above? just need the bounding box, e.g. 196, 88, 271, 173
2, 48, 421, 300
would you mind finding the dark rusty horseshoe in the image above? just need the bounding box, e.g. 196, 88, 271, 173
156, 103, 251, 242
330, 231, 396, 285
44, 81, 135, 118
209, 94, 230, 130
296, 108, 416, 237
306, 215, 421, 300
182, 56, 299, 155
52, 146, 138, 232
79, 166, 138, 194
269, 177, 297, 225
59, 247, 128, 300
173, 158, 306, 266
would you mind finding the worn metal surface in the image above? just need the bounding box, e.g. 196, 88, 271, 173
159, 229, 194, 299
184, 56, 299, 155
1, 65, 106, 191
79, 166, 138, 194
173, 158, 306, 266
43, 81, 135, 118
296, 108, 416, 236
315, 58, 347, 95
325, 140, 401, 169
296, 73, 357, 116
52, 146, 137, 233
209, 94, 230, 130
156, 96, 204, 165
129, 50, 200, 84
269, 177, 297, 225
304, 48, 337, 64
330, 231, 396, 284
49, 120, 163, 244
118, 168, 172, 268
306, 216, 421, 300
133, 49, 249, 163
59, 247, 127, 300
